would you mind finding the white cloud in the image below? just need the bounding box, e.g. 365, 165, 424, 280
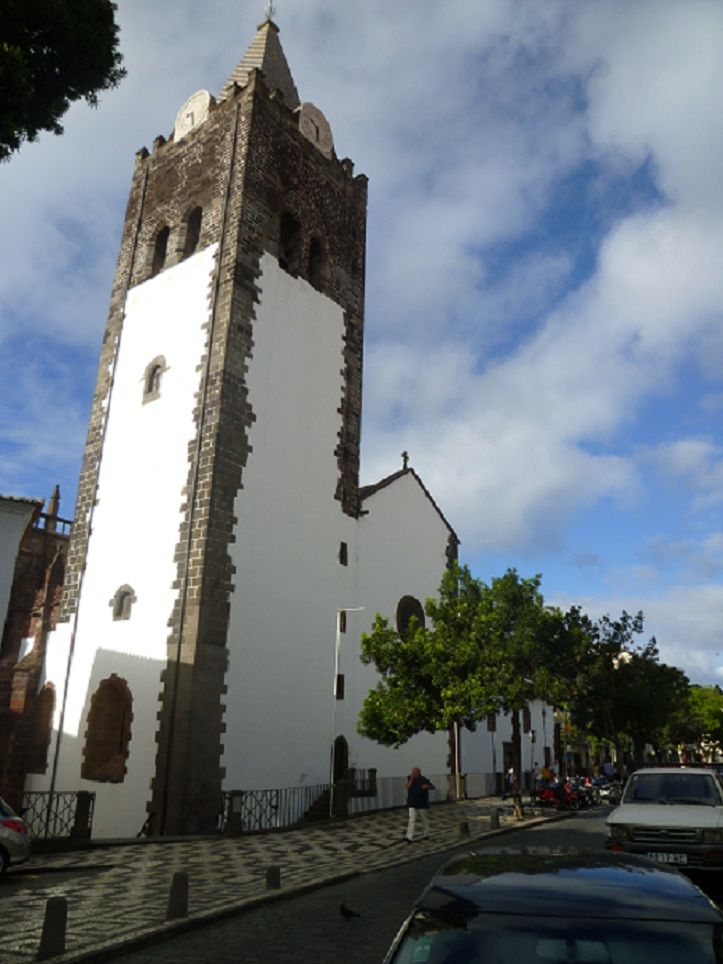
646, 438, 723, 508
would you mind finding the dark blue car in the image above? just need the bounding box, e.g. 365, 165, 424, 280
383, 848, 723, 963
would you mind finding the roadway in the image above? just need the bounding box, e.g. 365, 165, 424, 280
113, 809, 610, 964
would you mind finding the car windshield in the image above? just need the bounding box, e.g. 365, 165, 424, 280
622, 773, 722, 806
390, 912, 723, 963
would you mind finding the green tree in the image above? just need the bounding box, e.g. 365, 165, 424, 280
1, 0, 125, 160
357, 565, 551, 788
685, 685, 723, 760
357, 565, 486, 747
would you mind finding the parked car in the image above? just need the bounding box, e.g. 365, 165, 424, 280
0, 796, 31, 873
605, 766, 723, 871
383, 848, 723, 963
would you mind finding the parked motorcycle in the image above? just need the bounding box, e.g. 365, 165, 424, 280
532, 780, 582, 811
598, 780, 623, 805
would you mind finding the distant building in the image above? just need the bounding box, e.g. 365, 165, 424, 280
0, 488, 70, 806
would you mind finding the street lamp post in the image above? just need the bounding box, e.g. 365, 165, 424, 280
329, 606, 364, 818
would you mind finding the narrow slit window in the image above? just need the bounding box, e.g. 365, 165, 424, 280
184, 207, 203, 257
151, 225, 170, 276
278, 212, 301, 275
308, 236, 325, 290
143, 356, 167, 403
339, 541, 348, 566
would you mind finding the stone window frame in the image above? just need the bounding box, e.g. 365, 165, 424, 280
110, 584, 137, 621
142, 355, 168, 404
81, 674, 133, 784
396, 595, 425, 638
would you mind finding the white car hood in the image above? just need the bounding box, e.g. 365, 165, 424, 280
608, 803, 723, 828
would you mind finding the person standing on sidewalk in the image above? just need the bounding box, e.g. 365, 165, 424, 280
404, 767, 435, 842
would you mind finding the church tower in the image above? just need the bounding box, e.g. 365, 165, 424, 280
42, 15, 368, 835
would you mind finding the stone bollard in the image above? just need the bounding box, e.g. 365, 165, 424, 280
37, 896, 67, 960
459, 820, 470, 838
167, 871, 189, 921
266, 865, 281, 890
224, 791, 243, 836
489, 809, 500, 830
70, 791, 93, 840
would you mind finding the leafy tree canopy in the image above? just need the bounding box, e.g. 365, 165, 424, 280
357, 565, 552, 747
1, 0, 125, 160
357, 563, 693, 761
687, 685, 723, 751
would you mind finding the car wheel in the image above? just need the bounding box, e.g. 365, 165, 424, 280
0, 847, 8, 874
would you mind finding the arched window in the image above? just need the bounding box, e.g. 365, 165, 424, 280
26, 684, 55, 774
396, 595, 425, 638
308, 236, 325, 290
184, 206, 203, 258
81, 675, 132, 783
142, 355, 167, 403
278, 212, 301, 276
110, 584, 136, 621
151, 225, 170, 276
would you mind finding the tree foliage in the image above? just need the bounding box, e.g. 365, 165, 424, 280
357, 565, 550, 747
357, 563, 698, 766
682, 685, 723, 757
1, 0, 125, 160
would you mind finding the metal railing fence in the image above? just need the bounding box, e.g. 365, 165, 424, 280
20, 790, 95, 839
221, 783, 329, 832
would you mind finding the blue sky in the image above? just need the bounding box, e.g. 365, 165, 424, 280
1, 0, 723, 683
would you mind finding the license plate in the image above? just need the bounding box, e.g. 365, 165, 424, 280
647, 852, 687, 864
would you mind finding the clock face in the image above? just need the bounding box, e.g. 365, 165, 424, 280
174, 90, 212, 142
298, 102, 334, 158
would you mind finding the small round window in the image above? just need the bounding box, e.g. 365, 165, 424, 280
396, 595, 425, 638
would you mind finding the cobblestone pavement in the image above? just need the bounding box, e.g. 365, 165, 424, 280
0, 797, 556, 962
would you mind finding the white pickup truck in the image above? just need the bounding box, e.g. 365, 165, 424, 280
605, 767, 723, 871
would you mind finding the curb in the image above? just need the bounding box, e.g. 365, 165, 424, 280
52, 810, 569, 963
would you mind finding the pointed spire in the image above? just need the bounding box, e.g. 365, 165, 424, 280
220, 17, 300, 108
46, 484, 60, 533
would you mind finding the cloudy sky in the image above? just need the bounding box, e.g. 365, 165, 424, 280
2, 0, 722, 683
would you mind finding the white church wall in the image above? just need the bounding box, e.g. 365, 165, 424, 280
25, 246, 218, 837
349, 473, 454, 786
461, 699, 555, 797
222, 252, 358, 792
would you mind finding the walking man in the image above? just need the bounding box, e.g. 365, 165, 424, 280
404, 767, 435, 842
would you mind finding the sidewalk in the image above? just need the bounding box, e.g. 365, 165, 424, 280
0, 796, 559, 962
